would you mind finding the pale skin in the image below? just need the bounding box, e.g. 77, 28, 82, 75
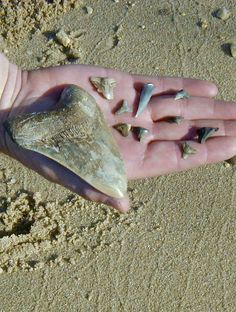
0, 53, 236, 212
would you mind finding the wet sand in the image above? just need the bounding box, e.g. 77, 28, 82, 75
0, 0, 236, 311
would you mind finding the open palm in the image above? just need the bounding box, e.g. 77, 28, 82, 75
1, 53, 236, 212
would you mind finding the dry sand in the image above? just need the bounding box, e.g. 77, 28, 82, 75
0, 0, 236, 311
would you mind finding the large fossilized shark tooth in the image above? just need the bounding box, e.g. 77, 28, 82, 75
5, 85, 127, 199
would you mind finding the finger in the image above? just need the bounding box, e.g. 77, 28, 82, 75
132, 74, 218, 97
82, 187, 130, 213
138, 137, 236, 178
28, 65, 217, 106
42, 159, 130, 213
29, 63, 218, 98
36, 155, 130, 213
27, 65, 133, 121
150, 119, 236, 141
150, 96, 236, 121
28, 64, 132, 104
5, 137, 130, 213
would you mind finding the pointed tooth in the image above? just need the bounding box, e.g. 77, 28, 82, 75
197, 127, 219, 144
181, 142, 197, 159
132, 127, 149, 141
5, 84, 127, 200
166, 116, 184, 124
175, 89, 190, 100
115, 100, 132, 115
90, 77, 116, 100
226, 156, 236, 166
113, 123, 132, 137
135, 83, 155, 117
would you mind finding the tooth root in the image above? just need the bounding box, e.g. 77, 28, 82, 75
135, 83, 155, 117
90, 77, 116, 100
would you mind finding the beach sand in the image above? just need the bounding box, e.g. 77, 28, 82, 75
0, 0, 236, 311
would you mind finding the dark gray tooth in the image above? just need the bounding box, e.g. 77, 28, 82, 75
226, 156, 236, 166
197, 127, 219, 144
132, 127, 149, 142
166, 116, 184, 124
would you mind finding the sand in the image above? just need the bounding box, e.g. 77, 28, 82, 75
0, 0, 236, 311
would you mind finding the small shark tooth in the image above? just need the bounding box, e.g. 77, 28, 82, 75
175, 89, 190, 100
135, 83, 155, 117
113, 123, 132, 137
226, 156, 236, 166
166, 116, 184, 125
197, 127, 219, 144
115, 100, 132, 115
181, 142, 197, 159
132, 127, 149, 142
5, 85, 127, 199
90, 77, 116, 100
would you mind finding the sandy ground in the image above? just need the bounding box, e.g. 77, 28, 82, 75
0, 0, 236, 311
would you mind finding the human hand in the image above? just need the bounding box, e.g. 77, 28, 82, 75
1, 53, 236, 212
